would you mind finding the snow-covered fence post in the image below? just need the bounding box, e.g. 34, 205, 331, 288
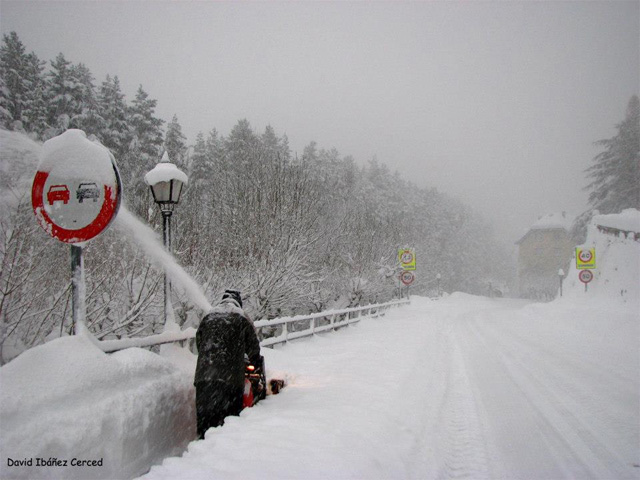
282, 321, 289, 344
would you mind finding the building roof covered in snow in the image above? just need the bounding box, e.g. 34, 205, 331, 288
516, 212, 573, 245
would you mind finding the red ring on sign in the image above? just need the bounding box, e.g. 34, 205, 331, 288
401, 251, 414, 264
32, 170, 119, 243
400, 271, 415, 286
578, 270, 593, 284
579, 250, 592, 262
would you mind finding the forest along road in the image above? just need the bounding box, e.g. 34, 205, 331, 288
141, 294, 639, 480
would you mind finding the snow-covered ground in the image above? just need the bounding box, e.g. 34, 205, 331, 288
1, 210, 638, 480
138, 293, 638, 480
2, 292, 637, 480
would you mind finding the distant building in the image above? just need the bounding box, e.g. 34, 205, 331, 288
516, 212, 574, 299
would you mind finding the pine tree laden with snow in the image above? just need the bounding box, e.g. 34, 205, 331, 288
164, 114, 188, 170
585, 95, 640, 215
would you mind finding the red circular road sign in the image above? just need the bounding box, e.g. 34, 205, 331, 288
400, 271, 415, 286
32, 130, 121, 244
578, 250, 593, 263
578, 270, 594, 284
400, 251, 414, 264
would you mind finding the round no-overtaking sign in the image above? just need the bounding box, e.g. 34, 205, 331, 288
31, 130, 121, 244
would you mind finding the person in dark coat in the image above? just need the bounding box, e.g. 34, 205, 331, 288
194, 289, 262, 439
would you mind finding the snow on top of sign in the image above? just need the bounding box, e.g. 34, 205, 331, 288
593, 208, 640, 232
144, 157, 188, 186
38, 129, 115, 183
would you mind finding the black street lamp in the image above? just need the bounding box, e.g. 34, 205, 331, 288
145, 151, 188, 330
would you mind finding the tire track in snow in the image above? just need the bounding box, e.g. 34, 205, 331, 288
481, 319, 639, 473
471, 320, 635, 479
434, 321, 491, 480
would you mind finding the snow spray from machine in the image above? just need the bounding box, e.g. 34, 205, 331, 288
114, 206, 213, 312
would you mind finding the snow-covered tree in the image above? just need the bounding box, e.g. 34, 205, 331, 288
0, 32, 28, 127
189, 132, 209, 184
0, 74, 12, 128
97, 75, 130, 158
46, 53, 76, 132
67, 63, 103, 136
123, 85, 164, 217
0, 33, 515, 356
0, 32, 48, 132
572, 95, 640, 243
128, 85, 164, 159
164, 114, 188, 169
585, 95, 640, 214
20, 54, 49, 138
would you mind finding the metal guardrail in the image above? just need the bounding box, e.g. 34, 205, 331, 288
96, 298, 411, 353
596, 224, 640, 242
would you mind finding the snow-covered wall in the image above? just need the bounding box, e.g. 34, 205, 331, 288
562, 209, 640, 303
0, 335, 196, 480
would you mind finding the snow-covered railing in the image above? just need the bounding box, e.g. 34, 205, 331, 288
97, 328, 197, 353
596, 224, 640, 242
95, 299, 410, 352
254, 299, 411, 347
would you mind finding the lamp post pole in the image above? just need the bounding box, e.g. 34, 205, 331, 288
145, 151, 188, 330
162, 209, 172, 326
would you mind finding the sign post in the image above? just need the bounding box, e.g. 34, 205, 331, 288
32, 130, 121, 334
70, 245, 86, 334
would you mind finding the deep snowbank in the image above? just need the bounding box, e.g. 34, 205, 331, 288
0, 334, 196, 480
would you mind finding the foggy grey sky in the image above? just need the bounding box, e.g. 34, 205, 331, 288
2, 1, 639, 243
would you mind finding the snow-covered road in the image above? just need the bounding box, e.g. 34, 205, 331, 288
142, 294, 639, 480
